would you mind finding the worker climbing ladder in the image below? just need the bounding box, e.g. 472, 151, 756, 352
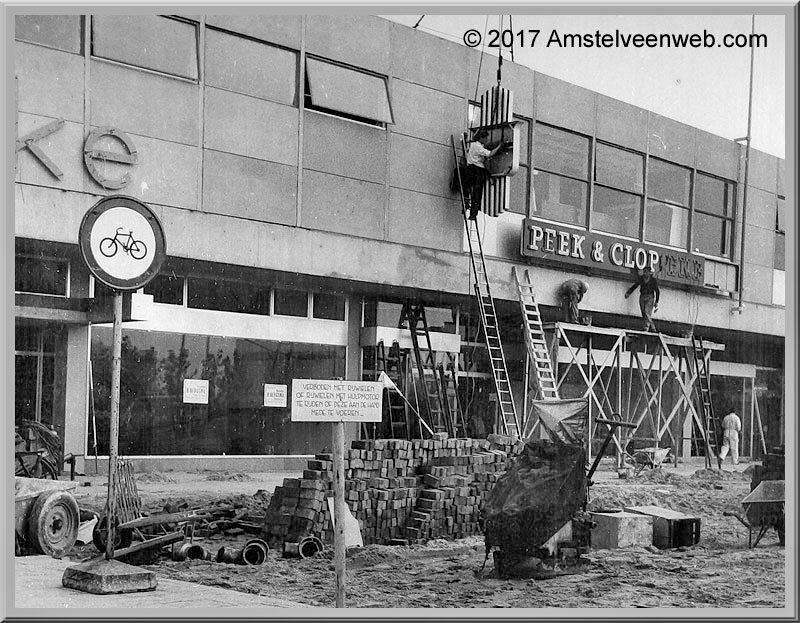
690, 336, 722, 469
400, 302, 454, 436
450, 135, 520, 438
513, 267, 560, 401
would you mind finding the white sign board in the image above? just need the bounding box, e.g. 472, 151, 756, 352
183, 379, 209, 404
263, 384, 288, 407
291, 380, 382, 422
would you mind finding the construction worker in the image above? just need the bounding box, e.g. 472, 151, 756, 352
464, 129, 503, 220
624, 267, 660, 332
558, 279, 588, 324
718, 411, 742, 465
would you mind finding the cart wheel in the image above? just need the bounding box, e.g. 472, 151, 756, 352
92, 515, 133, 552
26, 490, 79, 558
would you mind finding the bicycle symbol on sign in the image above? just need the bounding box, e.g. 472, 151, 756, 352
99, 227, 148, 260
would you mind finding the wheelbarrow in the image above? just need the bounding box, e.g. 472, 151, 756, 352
15, 476, 80, 558
724, 479, 785, 548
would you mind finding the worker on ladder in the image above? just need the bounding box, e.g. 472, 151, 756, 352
464, 129, 504, 220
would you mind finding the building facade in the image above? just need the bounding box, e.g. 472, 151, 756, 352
13, 14, 786, 472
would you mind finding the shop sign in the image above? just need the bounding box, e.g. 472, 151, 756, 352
263, 384, 288, 408
183, 379, 209, 404
520, 217, 704, 286
79, 195, 166, 291
291, 380, 383, 422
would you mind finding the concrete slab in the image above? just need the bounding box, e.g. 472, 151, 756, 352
14, 555, 315, 611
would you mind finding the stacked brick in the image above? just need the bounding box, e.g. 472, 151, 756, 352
261, 434, 519, 550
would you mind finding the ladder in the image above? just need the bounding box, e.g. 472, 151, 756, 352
691, 336, 722, 469
400, 302, 450, 435
513, 267, 560, 401
377, 341, 411, 440
450, 135, 520, 438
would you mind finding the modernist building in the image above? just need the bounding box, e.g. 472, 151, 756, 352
13, 14, 787, 472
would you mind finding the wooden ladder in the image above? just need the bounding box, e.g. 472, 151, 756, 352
450, 135, 519, 438
514, 267, 560, 401
691, 335, 722, 469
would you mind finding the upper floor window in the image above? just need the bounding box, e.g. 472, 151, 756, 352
532, 123, 590, 227
15, 254, 69, 297
144, 273, 184, 305
91, 15, 199, 80
304, 57, 393, 127
593, 143, 644, 239
775, 197, 786, 271
645, 158, 691, 249
187, 276, 270, 316
692, 172, 735, 258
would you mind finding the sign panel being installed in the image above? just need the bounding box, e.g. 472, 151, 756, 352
291, 380, 382, 422
79, 195, 166, 291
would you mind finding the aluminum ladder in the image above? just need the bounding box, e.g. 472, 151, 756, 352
450, 135, 520, 438
691, 335, 722, 469
513, 267, 560, 401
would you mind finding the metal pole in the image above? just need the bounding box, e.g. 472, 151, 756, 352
105, 291, 123, 560
332, 421, 346, 608
736, 15, 756, 313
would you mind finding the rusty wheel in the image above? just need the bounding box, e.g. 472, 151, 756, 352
26, 490, 79, 558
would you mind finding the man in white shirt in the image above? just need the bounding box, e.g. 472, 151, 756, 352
464, 129, 502, 220
718, 411, 742, 465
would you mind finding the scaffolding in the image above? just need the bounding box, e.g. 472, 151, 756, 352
524, 322, 726, 468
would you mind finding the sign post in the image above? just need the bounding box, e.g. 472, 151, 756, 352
291, 379, 383, 608
63, 196, 166, 594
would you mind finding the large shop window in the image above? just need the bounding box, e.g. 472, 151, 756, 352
274, 288, 309, 317
312, 292, 346, 321
532, 124, 590, 227
693, 172, 735, 257
592, 143, 644, 238
91, 15, 199, 80
305, 57, 393, 126
15, 254, 69, 296
645, 158, 691, 249
88, 328, 346, 456
144, 273, 184, 305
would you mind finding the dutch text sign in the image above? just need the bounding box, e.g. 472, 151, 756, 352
183, 379, 209, 404
263, 384, 288, 408
291, 380, 383, 422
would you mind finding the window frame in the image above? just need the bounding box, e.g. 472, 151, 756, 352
591, 141, 645, 239
690, 171, 736, 259
15, 253, 70, 298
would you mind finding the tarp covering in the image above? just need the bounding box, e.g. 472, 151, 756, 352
523, 398, 589, 442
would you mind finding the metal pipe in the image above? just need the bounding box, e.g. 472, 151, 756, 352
241, 539, 269, 565
215, 546, 243, 564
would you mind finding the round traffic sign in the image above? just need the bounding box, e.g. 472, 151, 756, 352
79, 195, 166, 291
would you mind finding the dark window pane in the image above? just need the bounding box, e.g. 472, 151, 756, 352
16, 15, 81, 53
205, 29, 297, 105
144, 274, 184, 305
695, 173, 734, 216
306, 57, 392, 124
593, 187, 641, 238
274, 288, 308, 317
533, 171, 587, 227
313, 292, 345, 321
92, 16, 198, 79
645, 200, 689, 248
776, 197, 785, 233
595, 144, 643, 193
508, 166, 529, 215
425, 307, 456, 334
15, 255, 68, 296
533, 124, 589, 179
187, 277, 270, 315
648, 158, 691, 206
693, 213, 731, 257
775, 232, 785, 271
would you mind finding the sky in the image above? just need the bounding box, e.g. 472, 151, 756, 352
382, 13, 787, 159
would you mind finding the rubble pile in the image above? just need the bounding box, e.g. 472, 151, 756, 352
262, 435, 518, 549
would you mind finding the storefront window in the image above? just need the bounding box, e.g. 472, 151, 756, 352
88, 328, 345, 456
312, 292, 346, 321
144, 273, 184, 305
187, 276, 270, 316
15, 255, 69, 296
274, 288, 309, 317
532, 124, 590, 227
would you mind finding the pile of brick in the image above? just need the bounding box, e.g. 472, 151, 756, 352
261, 435, 517, 549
